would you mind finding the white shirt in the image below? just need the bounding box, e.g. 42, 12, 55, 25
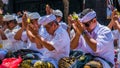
21, 30, 44, 53
70, 29, 75, 39
3, 25, 24, 51
75, 23, 114, 65
41, 26, 70, 62
112, 30, 120, 48
59, 21, 68, 30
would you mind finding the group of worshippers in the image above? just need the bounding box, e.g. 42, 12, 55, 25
0, 8, 116, 68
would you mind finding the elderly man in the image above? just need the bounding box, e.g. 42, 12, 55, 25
27, 14, 70, 68
70, 8, 114, 68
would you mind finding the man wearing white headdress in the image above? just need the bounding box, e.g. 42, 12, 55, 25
70, 8, 114, 68
27, 14, 70, 68
14, 12, 45, 58
1, 14, 25, 52
26, 12, 44, 52
0, 14, 7, 61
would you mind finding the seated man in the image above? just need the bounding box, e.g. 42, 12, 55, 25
0, 14, 20, 61
14, 12, 43, 58
70, 8, 114, 68
27, 14, 70, 68
108, 9, 120, 67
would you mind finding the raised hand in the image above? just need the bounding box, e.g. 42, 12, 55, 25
27, 24, 38, 36
68, 15, 84, 35
0, 29, 7, 40
22, 14, 28, 29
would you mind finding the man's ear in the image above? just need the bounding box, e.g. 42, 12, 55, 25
53, 22, 58, 29
52, 22, 55, 27
93, 18, 96, 23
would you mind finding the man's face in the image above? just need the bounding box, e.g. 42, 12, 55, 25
31, 19, 38, 24
44, 21, 56, 35
83, 18, 95, 32
45, 5, 52, 15
7, 20, 16, 30
56, 16, 62, 22
31, 19, 39, 31
45, 22, 53, 30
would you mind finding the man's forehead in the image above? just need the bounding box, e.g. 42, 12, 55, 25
79, 11, 96, 23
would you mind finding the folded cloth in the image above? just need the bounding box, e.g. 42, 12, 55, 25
0, 50, 7, 60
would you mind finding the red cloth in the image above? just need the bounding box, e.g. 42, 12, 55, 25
0, 56, 22, 68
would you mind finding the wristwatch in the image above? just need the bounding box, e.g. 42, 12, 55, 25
82, 30, 88, 36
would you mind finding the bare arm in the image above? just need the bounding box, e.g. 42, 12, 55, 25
26, 29, 35, 43
70, 18, 97, 52
0, 29, 7, 40
69, 16, 83, 49
27, 24, 55, 51
14, 28, 24, 40
82, 31, 97, 52
108, 19, 114, 29
14, 13, 28, 40
35, 35, 55, 51
114, 20, 120, 32
70, 33, 80, 49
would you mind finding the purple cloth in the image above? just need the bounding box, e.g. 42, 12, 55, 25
0, 50, 7, 60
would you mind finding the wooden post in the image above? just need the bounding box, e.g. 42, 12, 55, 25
0, 0, 3, 8
62, 0, 69, 23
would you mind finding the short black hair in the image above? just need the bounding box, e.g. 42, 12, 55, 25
79, 8, 94, 18
7, 19, 17, 25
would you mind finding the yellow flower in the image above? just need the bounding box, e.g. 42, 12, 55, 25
27, 18, 30, 24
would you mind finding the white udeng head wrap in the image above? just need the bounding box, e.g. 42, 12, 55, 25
38, 14, 56, 26
3, 15, 15, 21
80, 11, 96, 23
17, 17, 22, 23
53, 9, 63, 17
28, 12, 40, 20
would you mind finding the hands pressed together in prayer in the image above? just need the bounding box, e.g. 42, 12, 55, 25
68, 15, 85, 35
108, 9, 120, 30
27, 24, 39, 37
21, 12, 39, 37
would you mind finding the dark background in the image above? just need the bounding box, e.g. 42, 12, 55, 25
4, 0, 115, 25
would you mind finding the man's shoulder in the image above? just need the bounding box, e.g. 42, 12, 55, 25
99, 24, 111, 32
55, 26, 69, 37
57, 26, 67, 33
4, 29, 10, 34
